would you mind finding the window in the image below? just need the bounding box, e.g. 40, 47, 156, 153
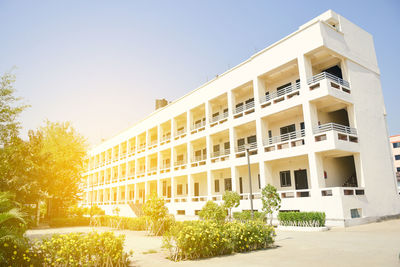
237, 138, 245, 147
397, 167, 400, 172
212, 112, 219, 118
177, 184, 183, 195
280, 171, 291, 187
350, 208, 361, 218
393, 142, 400, 148
258, 174, 261, 189
177, 210, 186, 215
214, 179, 220, 193
239, 177, 243, 194
247, 135, 257, 144
224, 178, 232, 191
224, 142, 230, 150
395, 155, 400, 161
277, 82, 291, 96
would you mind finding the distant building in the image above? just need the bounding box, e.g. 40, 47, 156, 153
389, 135, 400, 190
81, 10, 400, 227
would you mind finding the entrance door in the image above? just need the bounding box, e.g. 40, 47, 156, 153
194, 182, 199, 196
294, 170, 308, 190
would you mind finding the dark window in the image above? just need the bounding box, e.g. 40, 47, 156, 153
280, 124, 296, 135
258, 174, 261, 189
223, 108, 228, 113
195, 150, 201, 157
224, 178, 232, 191
245, 98, 254, 104
247, 135, 257, 144
397, 167, 400, 172
177, 184, 183, 195
177, 154, 184, 161
177, 210, 185, 215
322, 65, 342, 79
224, 142, 230, 150
237, 138, 245, 147
280, 171, 291, 187
186, 184, 188, 194
239, 177, 243, 194
395, 155, 400, 161
236, 102, 243, 108
214, 180, 220, 193
163, 181, 167, 196
393, 142, 400, 148
212, 112, 219, 118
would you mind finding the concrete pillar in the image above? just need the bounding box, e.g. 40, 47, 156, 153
227, 89, 235, 119
229, 126, 236, 157
231, 166, 237, 192
308, 152, 325, 190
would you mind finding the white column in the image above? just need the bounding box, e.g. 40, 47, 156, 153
227, 89, 235, 119
230, 166, 237, 192
229, 126, 236, 157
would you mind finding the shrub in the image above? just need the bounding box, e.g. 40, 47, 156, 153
163, 220, 275, 261
198, 201, 226, 222
49, 217, 90, 228
226, 220, 275, 252
233, 210, 266, 222
222, 191, 240, 221
142, 195, 172, 235
278, 211, 326, 227
31, 231, 132, 266
96, 215, 148, 231
0, 238, 41, 266
261, 184, 281, 225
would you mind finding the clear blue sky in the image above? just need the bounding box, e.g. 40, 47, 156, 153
1, 0, 399, 145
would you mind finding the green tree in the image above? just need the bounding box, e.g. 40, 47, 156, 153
261, 184, 281, 225
222, 191, 240, 221
29, 121, 87, 219
0, 192, 26, 247
198, 201, 226, 222
142, 194, 170, 235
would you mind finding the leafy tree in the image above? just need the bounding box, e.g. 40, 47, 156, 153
222, 191, 240, 221
198, 201, 226, 222
28, 121, 87, 219
261, 184, 281, 225
0, 192, 26, 248
142, 194, 171, 235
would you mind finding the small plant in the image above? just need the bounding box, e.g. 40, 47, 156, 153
261, 184, 281, 225
233, 210, 266, 222
278, 211, 326, 227
142, 194, 173, 235
198, 201, 226, 222
222, 191, 240, 221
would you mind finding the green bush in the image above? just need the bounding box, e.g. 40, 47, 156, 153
227, 220, 275, 252
233, 211, 266, 222
49, 216, 90, 228
142, 195, 173, 235
31, 231, 132, 266
1, 238, 41, 266
278, 211, 326, 227
198, 201, 226, 222
163, 220, 275, 261
97, 215, 148, 231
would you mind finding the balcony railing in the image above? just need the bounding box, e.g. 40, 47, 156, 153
240, 192, 261, 200
279, 189, 311, 198
259, 81, 301, 104
210, 148, 230, 159
192, 154, 207, 163
307, 72, 350, 88
174, 159, 187, 167
149, 139, 158, 147
263, 129, 305, 146
160, 134, 171, 143
234, 100, 255, 114
191, 120, 206, 131
236, 141, 257, 153
210, 111, 229, 123
313, 123, 357, 135
175, 128, 186, 137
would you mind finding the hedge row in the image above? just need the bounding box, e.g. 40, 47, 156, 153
96, 215, 148, 231
49, 217, 90, 228
233, 211, 266, 222
278, 211, 326, 227
163, 220, 275, 261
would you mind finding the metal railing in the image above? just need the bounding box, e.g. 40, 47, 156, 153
191, 120, 206, 130
236, 141, 257, 152
210, 111, 229, 123
313, 123, 357, 135
192, 154, 207, 162
175, 128, 186, 137
240, 192, 261, 200
263, 129, 305, 146
234, 100, 255, 114
174, 159, 187, 166
259, 81, 300, 104
210, 148, 230, 158
307, 72, 350, 88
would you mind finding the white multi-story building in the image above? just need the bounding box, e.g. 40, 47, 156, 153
81, 10, 400, 226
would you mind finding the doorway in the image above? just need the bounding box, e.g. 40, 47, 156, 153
294, 170, 308, 190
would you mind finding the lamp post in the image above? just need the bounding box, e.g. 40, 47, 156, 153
244, 144, 254, 219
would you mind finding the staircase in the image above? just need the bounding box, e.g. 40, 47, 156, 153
128, 202, 143, 217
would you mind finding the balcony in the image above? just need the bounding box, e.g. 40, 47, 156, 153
174, 159, 187, 170
235, 141, 257, 157
210, 148, 230, 162
321, 187, 365, 197
191, 154, 207, 167
147, 166, 157, 176
279, 189, 311, 199
148, 139, 158, 149
313, 123, 358, 143
137, 143, 146, 153
160, 134, 171, 145
234, 99, 255, 118
190, 120, 206, 134
209, 110, 229, 127
174, 128, 187, 140
137, 169, 146, 178
263, 129, 305, 152
160, 162, 171, 173
260, 81, 301, 108
308, 72, 350, 94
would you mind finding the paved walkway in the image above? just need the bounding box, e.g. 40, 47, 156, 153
26, 219, 400, 267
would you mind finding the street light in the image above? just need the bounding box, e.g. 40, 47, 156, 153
244, 144, 254, 219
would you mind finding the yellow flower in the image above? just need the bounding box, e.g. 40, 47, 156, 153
13, 251, 17, 255
4, 243, 8, 247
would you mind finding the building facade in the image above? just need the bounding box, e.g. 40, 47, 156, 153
389, 135, 400, 190
81, 10, 400, 226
